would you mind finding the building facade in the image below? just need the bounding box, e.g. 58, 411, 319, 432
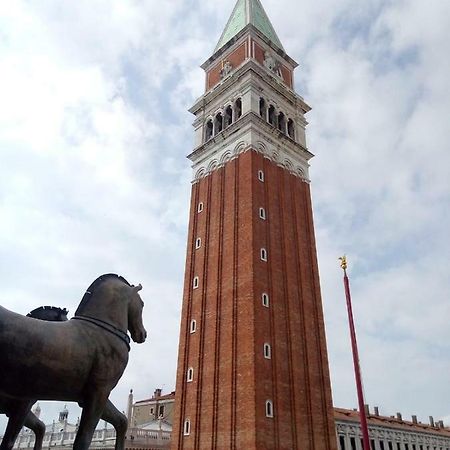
335, 408, 450, 450
171, 1, 337, 449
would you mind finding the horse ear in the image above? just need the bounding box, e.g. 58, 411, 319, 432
132, 284, 142, 293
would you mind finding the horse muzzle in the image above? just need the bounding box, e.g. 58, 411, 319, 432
132, 329, 147, 344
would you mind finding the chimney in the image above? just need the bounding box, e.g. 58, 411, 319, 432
397, 413, 402, 421
429, 416, 435, 427
412, 415, 418, 424
154, 388, 162, 398
364, 404, 370, 416
374, 407, 380, 416
438, 421, 444, 429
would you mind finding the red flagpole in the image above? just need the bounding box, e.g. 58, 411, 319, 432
339, 256, 371, 450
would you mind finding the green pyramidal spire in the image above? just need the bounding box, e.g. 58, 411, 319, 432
215, 0, 285, 52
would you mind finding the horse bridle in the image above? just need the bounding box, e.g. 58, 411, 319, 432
71, 315, 131, 351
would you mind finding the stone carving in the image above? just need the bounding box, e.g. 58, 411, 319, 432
0, 274, 147, 450
220, 60, 233, 79
263, 51, 281, 76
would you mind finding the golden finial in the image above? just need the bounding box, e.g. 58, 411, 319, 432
339, 255, 348, 271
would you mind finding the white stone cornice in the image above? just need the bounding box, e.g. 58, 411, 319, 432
188, 112, 312, 183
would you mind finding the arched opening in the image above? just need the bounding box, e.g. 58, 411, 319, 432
195, 237, 201, 249
288, 118, 295, 140
268, 105, 276, 126
224, 105, 233, 128
262, 293, 269, 307
235, 98, 242, 119
205, 120, 213, 141
193, 276, 199, 289
266, 400, 274, 418
259, 207, 266, 220
260, 248, 268, 262
259, 98, 266, 119
278, 112, 286, 133
187, 367, 194, 382
215, 113, 223, 134
184, 419, 191, 436
264, 343, 271, 359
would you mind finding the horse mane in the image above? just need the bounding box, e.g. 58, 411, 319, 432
27, 306, 65, 316
75, 273, 131, 316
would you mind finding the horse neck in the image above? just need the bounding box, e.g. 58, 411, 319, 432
76, 294, 128, 332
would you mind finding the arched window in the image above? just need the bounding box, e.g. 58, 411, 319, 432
187, 367, 194, 382
193, 276, 199, 289
235, 98, 242, 119
258, 170, 265, 182
205, 120, 213, 142
264, 343, 271, 359
224, 105, 233, 128
190, 320, 197, 333
287, 119, 295, 140
268, 105, 276, 126
184, 419, 191, 436
195, 238, 201, 249
266, 400, 274, 418
278, 112, 286, 133
215, 113, 223, 134
259, 207, 266, 220
262, 293, 269, 307
259, 98, 266, 118
260, 248, 268, 262
197, 202, 204, 213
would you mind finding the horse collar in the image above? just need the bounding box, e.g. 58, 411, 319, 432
71, 315, 131, 351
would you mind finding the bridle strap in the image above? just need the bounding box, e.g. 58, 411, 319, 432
71, 315, 130, 351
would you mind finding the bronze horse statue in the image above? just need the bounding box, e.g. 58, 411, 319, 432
0, 274, 147, 450
1, 307, 69, 450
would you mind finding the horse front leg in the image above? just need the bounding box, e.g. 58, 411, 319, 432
101, 400, 128, 450
0, 400, 32, 450
23, 411, 45, 450
73, 392, 109, 450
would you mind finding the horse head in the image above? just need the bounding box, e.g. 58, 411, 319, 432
74, 274, 147, 347
127, 284, 147, 344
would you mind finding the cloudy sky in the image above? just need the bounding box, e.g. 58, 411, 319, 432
1, 0, 449, 435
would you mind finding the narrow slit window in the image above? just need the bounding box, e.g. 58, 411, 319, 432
260, 248, 268, 261
262, 293, 269, 307
195, 238, 201, 249
265, 400, 274, 418
197, 202, 204, 213
184, 419, 190, 436
193, 276, 199, 289
258, 170, 265, 182
187, 367, 194, 382
190, 319, 197, 333
263, 343, 271, 359
259, 207, 266, 220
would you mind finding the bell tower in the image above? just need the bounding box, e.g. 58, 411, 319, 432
172, 1, 337, 449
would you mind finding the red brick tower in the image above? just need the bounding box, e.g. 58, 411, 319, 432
172, 1, 337, 449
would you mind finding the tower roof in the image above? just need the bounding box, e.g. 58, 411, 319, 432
215, 0, 284, 52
